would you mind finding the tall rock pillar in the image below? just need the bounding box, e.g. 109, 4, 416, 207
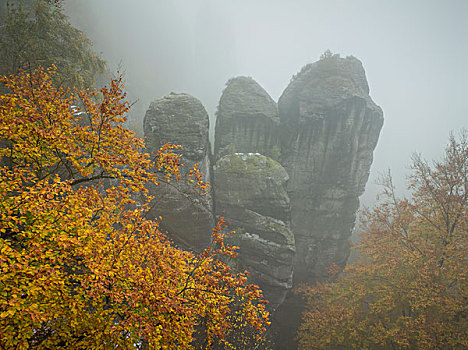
273, 55, 383, 349
213, 77, 294, 308
143, 93, 213, 252
279, 55, 383, 282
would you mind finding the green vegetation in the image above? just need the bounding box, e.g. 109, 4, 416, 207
268, 145, 281, 161
221, 153, 282, 176
0, 0, 105, 90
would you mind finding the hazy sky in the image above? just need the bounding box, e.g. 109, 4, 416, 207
65, 0, 468, 205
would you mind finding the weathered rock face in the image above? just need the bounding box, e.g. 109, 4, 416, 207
143, 93, 213, 252
278, 55, 383, 283
214, 153, 295, 308
144, 92, 211, 174
214, 77, 280, 161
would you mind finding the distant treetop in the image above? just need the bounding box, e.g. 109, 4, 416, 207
320, 49, 341, 60
0, 0, 105, 91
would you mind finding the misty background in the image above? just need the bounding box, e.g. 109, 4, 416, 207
63, 0, 468, 207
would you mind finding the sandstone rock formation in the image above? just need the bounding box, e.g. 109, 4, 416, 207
278, 55, 384, 282
143, 93, 213, 252
142, 55, 383, 349
213, 153, 295, 308
269, 54, 383, 350
214, 77, 280, 161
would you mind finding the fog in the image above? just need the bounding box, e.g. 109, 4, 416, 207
64, 0, 468, 206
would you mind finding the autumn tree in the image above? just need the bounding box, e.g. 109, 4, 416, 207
0, 0, 105, 91
298, 132, 468, 349
0, 67, 269, 349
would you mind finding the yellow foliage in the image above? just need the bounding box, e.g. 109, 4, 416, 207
298, 132, 468, 350
0, 67, 269, 349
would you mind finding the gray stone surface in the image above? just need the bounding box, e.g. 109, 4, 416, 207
143, 93, 213, 252
278, 55, 383, 282
214, 153, 295, 308
272, 55, 383, 350
214, 77, 280, 161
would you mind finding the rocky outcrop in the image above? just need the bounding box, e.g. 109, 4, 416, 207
269, 54, 383, 350
214, 153, 295, 308
142, 55, 383, 349
278, 55, 383, 282
214, 77, 280, 161
143, 93, 213, 252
